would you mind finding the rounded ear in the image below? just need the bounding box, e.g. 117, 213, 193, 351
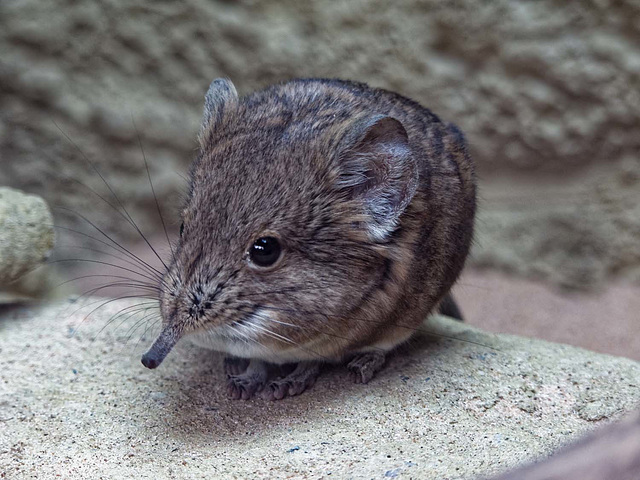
336, 116, 418, 241
198, 78, 238, 148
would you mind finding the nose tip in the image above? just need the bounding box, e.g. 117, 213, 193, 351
141, 324, 181, 370
141, 353, 160, 369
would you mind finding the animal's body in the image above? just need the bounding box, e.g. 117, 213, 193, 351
141, 78, 476, 400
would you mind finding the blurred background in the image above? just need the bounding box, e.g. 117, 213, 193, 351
1, 1, 639, 358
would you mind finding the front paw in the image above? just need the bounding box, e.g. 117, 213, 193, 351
226, 360, 268, 400
262, 362, 321, 401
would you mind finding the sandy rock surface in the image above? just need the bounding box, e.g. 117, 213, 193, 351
0, 187, 55, 302
456, 270, 640, 363
1, 298, 638, 479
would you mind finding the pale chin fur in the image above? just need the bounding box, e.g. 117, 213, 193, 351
186, 308, 317, 364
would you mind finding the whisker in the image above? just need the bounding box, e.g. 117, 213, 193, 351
46, 258, 163, 287
237, 304, 324, 349
132, 116, 177, 266
237, 285, 322, 298
249, 304, 385, 353
73, 282, 158, 302
98, 308, 155, 342
126, 317, 163, 360
230, 324, 275, 352
55, 244, 163, 286
175, 170, 190, 186
52, 120, 171, 274
93, 302, 159, 341
66, 290, 158, 332
77, 281, 160, 296
53, 207, 165, 280
225, 325, 266, 351
254, 316, 297, 329
65, 297, 156, 324
66, 295, 160, 338
122, 311, 161, 347
454, 281, 493, 291
108, 304, 159, 330
52, 274, 159, 292
51, 222, 164, 283
239, 285, 497, 350
53, 168, 146, 241
255, 304, 499, 352
248, 321, 332, 362
132, 315, 162, 352
1, 220, 167, 290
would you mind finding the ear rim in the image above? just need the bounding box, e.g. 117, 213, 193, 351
337, 115, 419, 241
198, 78, 238, 147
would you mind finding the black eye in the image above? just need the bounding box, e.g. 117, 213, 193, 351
180, 223, 184, 237
249, 237, 282, 268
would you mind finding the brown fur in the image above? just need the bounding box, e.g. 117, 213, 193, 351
143, 78, 476, 395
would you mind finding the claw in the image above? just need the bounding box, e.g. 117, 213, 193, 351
225, 360, 268, 400
262, 362, 321, 401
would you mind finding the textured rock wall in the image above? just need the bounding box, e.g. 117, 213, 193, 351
1, 0, 639, 288
475, 157, 640, 288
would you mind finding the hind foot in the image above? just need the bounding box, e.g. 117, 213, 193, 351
348, 351, 386, 384
263, 361, 322, 401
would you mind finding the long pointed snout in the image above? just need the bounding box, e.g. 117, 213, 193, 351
141, 325, 182, 369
